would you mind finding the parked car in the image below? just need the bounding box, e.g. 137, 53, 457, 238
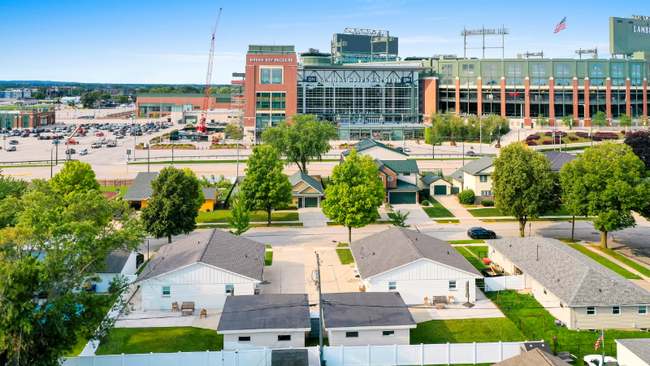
107, 141, 116, 147
404, 147, 411, 152
8, 140, 18, 145
79, 149, 88, 155
52, 140, 60, 144
7, 146, 16, 152
96, 132, 104, 137
33, 133, 40, 137
467, 227, 497, 239
66, 149, 76, 154
68, 139, 79, 145
91, 143, 101, 149
396, 147, 404, 152
21, 133, 29, 138
583, 355, 618, 366
466, 150, 476, 157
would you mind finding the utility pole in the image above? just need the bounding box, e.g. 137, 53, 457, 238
432, 133, 435, 159
316, 252, 324, 365
236, 138, 241, 178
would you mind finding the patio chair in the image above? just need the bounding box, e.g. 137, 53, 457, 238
200, 309, 208, 319
423, 297, 432, 307
448, 296, 456, 305
171, 302, 179, 311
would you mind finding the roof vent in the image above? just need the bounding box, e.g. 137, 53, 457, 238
599, 289, 602, 292
447, 251, 450, 255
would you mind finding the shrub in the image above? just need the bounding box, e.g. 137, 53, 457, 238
575, 132, 589, 138
458, 189, 475, 205
384, 203, 393, 211
525, 140, 537, 146
526, 134, 541, 140
421, 200, 430, 206
568, 136, 578, 141
481, 200, 495, 206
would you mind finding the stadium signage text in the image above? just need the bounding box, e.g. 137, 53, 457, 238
249, 58, 293, 62
631, 14, 650, 21
318, 77, 404, 83
633, 26, 650, 34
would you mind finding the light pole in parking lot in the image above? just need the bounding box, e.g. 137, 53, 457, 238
50, 144, 58, 178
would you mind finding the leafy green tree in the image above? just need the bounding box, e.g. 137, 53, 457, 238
227, 196, 251, 235
561, 114, 575, 129
116, 94, 128, 104
240, 146, 293, 226
537, 114, 549, 126
428, 112, 509, 142
624, 130, 650, 171
492, 143, 561, 237
321, 150, 385, 242
0, 169, 28, 201
81, 91, 100, 108
137, 87, 150, 94
218, 86, 231, 94
591, 111, 607, 128
141, 167, 201, 243
261, 114, 338, 173
99, 92, 111, 101
0, 180, 144, 365
224, 123, 244, 140
559, 143, 649, 248
619, 113, 633, 131
49, 161, 101, 197
387, 210, 410, 227
33, 91, 46, 100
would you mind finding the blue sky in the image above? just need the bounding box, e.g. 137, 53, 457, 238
1, 0, 645, 84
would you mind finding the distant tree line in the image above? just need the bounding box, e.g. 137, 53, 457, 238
425, 111, 510, 144
136, 85, 231, 94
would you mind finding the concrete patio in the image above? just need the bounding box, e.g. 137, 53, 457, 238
409, 290, 505, 323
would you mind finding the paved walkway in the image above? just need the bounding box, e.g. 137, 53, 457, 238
298, 208, 329, 227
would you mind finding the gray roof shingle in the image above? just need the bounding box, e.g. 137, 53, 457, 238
124, 172, 159, 201
99, 249, 131, 273
342, 139, 408, 157
541, 151, 578, 172
289, 171, 324, 195
349, 227, 482, 279
201, 187, 218, 200
217, 294, 311, 332
459, 156, 494, 176
489, 238, 650, 307
616, 338, 650, 363
136, 229, 265, 282
450, 168, 464, 183
321, 292, 416, 329
420, 173, 447, 186
493, 348, 571, 366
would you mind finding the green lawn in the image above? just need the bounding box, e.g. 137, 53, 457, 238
435, 219, 460, 224
568, 244, 642, 279
594, 247, 650, 278
198, 222, 303, 228
422, 198, 455, 218
466, 245, 488, 259
486, 291, 650, 360
336, 243, 349, 247
265, 250, 273, 266
455, 246, 487, 271
196, 210, 299, 223
336, 248, 354, 265
467, 208, 503, 217
96, 327, 223, 355
546, 205, 571, 216
449, 240, 485, 244
101, 186, 130, 199
410, 318, 525, 344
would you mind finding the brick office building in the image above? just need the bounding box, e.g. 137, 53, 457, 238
0, 108, 56, 129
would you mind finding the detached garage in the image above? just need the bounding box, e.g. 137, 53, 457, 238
419, 173, 453, 196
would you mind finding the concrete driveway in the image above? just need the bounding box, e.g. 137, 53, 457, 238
390, 204, 432, 225
298, 208, 329, 227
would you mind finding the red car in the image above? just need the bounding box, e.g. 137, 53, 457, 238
95, 132, 104, 137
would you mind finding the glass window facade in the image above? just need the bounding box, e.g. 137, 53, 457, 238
590, 64, 604, 78
507, 64, 522, 85
260, 68, 283, 84
631, 64, 642, 86
532, 63, 547, 86
484, 64, 498, 85
441, 64, 454, 84
261, 68, 271, 84
556, 63, 571, 86
612, 64, 624, 86
272, 68, 283, 84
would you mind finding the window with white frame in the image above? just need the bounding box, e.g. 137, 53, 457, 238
388, 282, 397, 291
480, 175, 488, 183
239, 336, 251, 342
226, 285, 234, 295
162, 286, 171, 297
449, 280, 457, 290
383, 331, 395, 336
639, 306, 648, 315
612, 306, 621, 315
587, 307, 596, 315
278, 335, 291, 341
346, 332, 359, 338
481, 190, 492, 196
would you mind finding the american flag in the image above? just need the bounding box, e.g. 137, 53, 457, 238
554, 17, 567, 33
594, 330, 604, 350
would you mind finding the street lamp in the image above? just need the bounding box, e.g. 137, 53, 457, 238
50, 144, 58, 178
479, 118, 483, 155
145, 143, 151, 173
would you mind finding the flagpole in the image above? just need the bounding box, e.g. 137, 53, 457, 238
602, 327, 605, 363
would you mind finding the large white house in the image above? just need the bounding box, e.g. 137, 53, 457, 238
349, 227, 483, 305
217, 294, 311, 350
450, 156, 494, 201
488, 238, 650, 330
136, 229, 266, 310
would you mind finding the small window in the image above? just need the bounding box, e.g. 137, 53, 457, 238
388, 282, 397, 291
387, 176, 394, 182
346, 332, 359, 338
403, 172, 411, 176
481, 190, 492, 197
543, 289, 547, 295
239, 336, 251, 342
480, 175, 488, 183
277, 335, 291, 341
613, 306, 621, 315
226, 285, 234, 295
449, 280, 457, 290
560, 302, 564, 308
587, 307, 596, 315
382, 331, 395, 336
639, 306, 648, 315
162, 286, 170, 296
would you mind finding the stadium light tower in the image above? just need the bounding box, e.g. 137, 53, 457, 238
461, 25, 509, 59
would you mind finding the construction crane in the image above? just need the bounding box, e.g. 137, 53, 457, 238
198, 7, 223, 133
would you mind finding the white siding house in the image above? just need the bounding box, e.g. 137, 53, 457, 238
95, 250, 138, 293
351, 227, 483, 305
136, 229, 265, 310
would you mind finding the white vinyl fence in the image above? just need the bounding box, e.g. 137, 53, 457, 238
484, 275, 527, 292
322, 341, 543, 366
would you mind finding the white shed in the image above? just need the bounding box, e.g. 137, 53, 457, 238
136, 229, 265, 310
350, 227, 483, 305
321, 292, 416, 347
95, 250, 138, 293
217, 294, 311, 350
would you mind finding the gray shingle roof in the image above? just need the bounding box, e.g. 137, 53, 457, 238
493, 348, 571, 366
420, 173, 446, 186
201, 187, 217, 200
123, 172, 158, 201
450, 168, 464, 183
349, 227, 482, 279
541, 151, 578, 172
217, 294, 310, 332
321, 292, 416, 329
342, 139, 408, 157
381, 160, 419, 173
459, 156, 494, 176
99, 249, 131, 273
489, 238, 650, 307
616, 338, 650, 363
136, 229, 265, 282
288, 171, 324, 195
